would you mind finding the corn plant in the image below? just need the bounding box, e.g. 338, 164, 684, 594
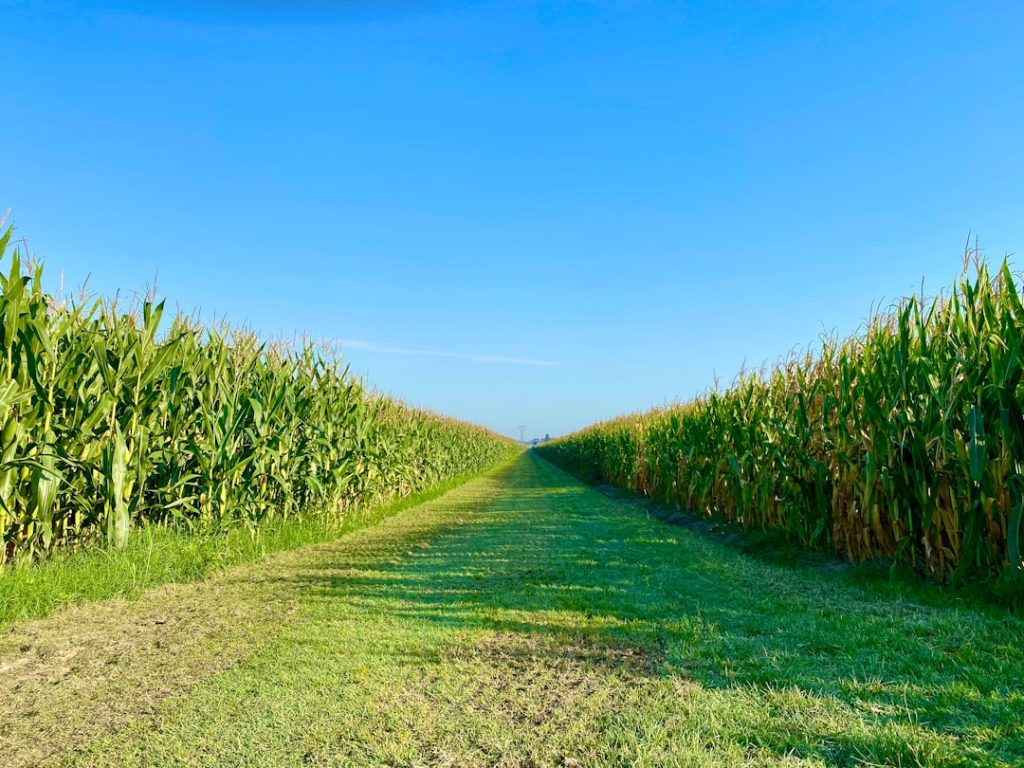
540, 256, 1024, 582
0, 227, 515, 564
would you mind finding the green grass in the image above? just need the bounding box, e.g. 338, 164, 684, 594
3, 452, 1022, 767
0, 464, 506, 628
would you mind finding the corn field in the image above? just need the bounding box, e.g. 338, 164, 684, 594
0, 228, 514, 564
539, 255, 1024, 582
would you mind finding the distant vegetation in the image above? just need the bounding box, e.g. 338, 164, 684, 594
540, 253, 1024, 584
0, 227, 514, 564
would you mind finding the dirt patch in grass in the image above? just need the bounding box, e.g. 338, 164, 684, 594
321, 628, 670, 768
451, 629, 664, 726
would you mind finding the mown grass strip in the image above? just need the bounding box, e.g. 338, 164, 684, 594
48, 452, 1022, 768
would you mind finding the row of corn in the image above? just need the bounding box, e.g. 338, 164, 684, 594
0, 227, 515, 564
539, 255, 1024, 582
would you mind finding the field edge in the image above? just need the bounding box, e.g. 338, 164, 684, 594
0, 452, 523, 629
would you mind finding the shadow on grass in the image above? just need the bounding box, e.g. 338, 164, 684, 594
267, 454, 1024, 766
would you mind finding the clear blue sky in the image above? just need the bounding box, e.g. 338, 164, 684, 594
4, 1, 1023, 439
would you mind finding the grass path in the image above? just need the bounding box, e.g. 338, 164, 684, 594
2, 453, 1022, 767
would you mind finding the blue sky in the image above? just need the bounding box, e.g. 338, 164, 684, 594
4, 1, 1023, 439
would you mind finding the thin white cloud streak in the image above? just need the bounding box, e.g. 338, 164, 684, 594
336, 339, 558, 367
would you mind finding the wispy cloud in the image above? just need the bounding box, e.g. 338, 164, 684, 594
337, 339, 558, 367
